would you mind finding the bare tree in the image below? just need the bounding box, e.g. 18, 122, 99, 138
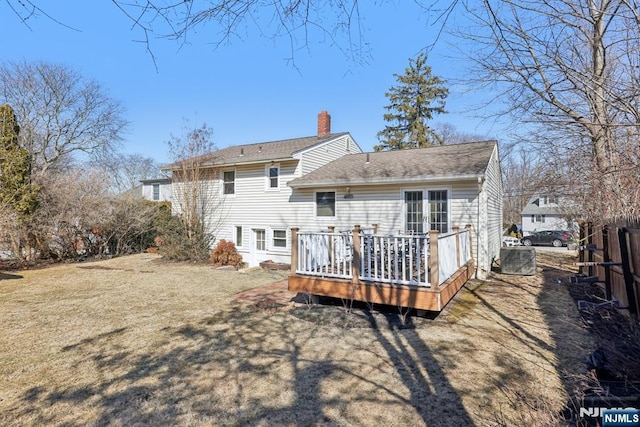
432, 122, 490, 145
501, 146, 548, 226
163, 122, 223, 260
0, 60, 128, 176
4, 1, 370, 67
98, 153, 161, 194
456, 0, 640, 217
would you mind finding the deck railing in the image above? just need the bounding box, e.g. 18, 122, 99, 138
360, 234, 429, 286
296, 231, 353, 279
292, 225, 473, 288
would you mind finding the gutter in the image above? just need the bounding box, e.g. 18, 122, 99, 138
288, 173, 486, 189
161, 156, 296, 172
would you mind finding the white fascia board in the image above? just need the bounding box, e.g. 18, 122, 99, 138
164, 157, 295, 171
288, 173, 485, 188
291, 133, 362, 159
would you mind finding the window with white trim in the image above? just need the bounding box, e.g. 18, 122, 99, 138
533, 214, 545, 223
404, 189, 450, 234
429, 190, 449, 233
223, 170, 235, 195
255, 229, 266, 251
235, 226, 243, 247
267, 165, 279, 189
272, 229, 287, 248
152, 184, 160, 201
315, 191, 336, 217
404, 191, 424, 234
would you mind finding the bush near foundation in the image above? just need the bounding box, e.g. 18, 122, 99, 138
210, 239, 243, 268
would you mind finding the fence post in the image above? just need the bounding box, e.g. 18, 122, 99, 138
429, 230, 439, 288
290, 227, 299, 275
603, 225, 612, 301
587, 221, 594, 277
618, 227, 638, 317
352, 225, 361, 284
578, 220, 586, 274
452, 226, 460, 268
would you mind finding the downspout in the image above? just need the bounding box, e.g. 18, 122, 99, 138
476, 177, 482, 278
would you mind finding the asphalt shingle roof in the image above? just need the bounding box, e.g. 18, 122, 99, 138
163, 132, 350, 170
289, 140, 497, 188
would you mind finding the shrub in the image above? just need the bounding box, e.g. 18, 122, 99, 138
155, 213, 213, 262
210, 239, 243, 268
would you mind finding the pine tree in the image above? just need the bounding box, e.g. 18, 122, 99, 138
0, 104, 39, 222
375, 53, 448, 151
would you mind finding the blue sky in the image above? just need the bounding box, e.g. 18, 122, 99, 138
1, 1, 501, 164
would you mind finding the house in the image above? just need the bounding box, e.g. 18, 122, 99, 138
164, 112, 503, 309
521, 194, 577, 235
140, 177, 172, 202
286, 139, 503, 279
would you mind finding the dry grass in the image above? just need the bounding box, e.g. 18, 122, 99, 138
0, 252, 593, 426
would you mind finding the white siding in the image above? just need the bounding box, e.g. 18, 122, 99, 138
141, 182, 172, 202
522, 214, 571, 235
201, 160, 303, 266
300, 135, 361, 175
480, 144, 504, 277
189, 169, 484, 267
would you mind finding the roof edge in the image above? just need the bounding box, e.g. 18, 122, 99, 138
289, 173, 485, 188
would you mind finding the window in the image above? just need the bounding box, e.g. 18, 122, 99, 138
152, 184, 160, 201
273, 229, 287, 248
267, 165, 279, 189
405, 191, 424, 234
255, 229, 266, 251
404, 189, 449, 234
223, 170, 235, 195
429, 190, 449, 233
316, 191, 336, 217
235, 226, 243, 247
534, 214, 546, 223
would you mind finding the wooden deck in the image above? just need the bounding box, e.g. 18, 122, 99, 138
288, 260, 475, 311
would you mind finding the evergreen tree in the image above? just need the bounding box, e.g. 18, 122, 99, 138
0, 104, 39, 222
375, 53, 448, 151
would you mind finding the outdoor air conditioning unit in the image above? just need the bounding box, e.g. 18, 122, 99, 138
500, 247, 536, 275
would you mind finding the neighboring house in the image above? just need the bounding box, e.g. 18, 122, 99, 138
164, 111, 503, 279
521, 194, 578, 235
287, 140, 503, 278
141, 177, 172, 202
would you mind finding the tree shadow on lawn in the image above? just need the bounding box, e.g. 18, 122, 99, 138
14, 300, 475, 425
0, 272, 23, 280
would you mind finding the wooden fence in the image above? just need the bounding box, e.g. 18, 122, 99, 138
578, 220, 640, 317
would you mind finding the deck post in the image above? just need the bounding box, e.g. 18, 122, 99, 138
465, 224, 473, 264
328, 225, 335, 269
452, 226, 460, 268
352, 225, 361, 284
429, 230, 439, 288
290, 227, 299, 275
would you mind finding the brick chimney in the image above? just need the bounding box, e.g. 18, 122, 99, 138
317, 111, 331, 137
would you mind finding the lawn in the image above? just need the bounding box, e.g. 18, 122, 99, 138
0, 252, 593, 426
